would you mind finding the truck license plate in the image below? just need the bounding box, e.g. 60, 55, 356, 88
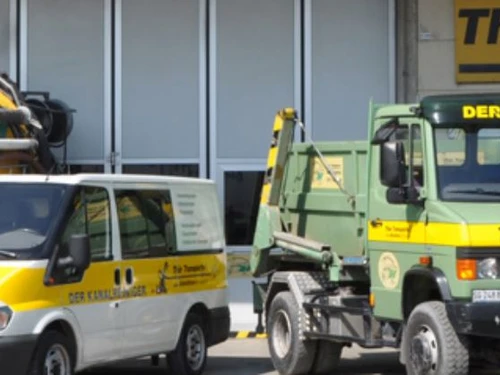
473, 290, 500, 302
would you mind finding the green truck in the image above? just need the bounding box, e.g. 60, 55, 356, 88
251, 94, 500, 375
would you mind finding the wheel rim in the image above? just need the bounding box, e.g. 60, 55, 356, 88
272, 309, 292, 359
44, 343, 71, 375
409, 324, 439, 375
186, 324, 206, 371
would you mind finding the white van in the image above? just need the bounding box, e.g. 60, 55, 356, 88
0, 173, 230, 375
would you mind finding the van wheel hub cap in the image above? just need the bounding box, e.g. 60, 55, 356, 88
44, 344, 71, 375
186, 324, 205, 371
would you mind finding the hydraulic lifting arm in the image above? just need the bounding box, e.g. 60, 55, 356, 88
250, 108, 345, 279
250, 108, 297, 277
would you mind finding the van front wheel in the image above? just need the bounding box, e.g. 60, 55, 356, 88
29, 330, 74, 375
167, 313, 208, 375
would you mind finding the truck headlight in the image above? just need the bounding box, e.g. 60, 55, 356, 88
478, 258, 498, 279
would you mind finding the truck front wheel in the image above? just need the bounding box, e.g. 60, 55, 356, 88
267, 291, 316, 375
404, 301, 469, 375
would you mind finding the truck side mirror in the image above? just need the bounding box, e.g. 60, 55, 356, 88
381, 141, 406, 188
63, 233, 91, 271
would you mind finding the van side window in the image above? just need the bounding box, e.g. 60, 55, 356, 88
115, 189, 175, 259
61, 187, 113, 262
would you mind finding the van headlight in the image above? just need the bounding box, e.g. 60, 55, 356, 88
0, 306, 12, 330
478, 258, 498, 279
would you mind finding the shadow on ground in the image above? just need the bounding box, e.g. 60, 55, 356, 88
80, 356, 276, 375
81, 353, 405, 375
337, 351, 405, 374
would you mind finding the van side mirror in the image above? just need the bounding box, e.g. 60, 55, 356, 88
381, 141, 406, 188
58, 233, 91, 272
69, 234, 91, 271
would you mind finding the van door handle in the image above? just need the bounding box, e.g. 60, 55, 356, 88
125, 267, 133, 285
370, 218, 383, 228
114, 268, 120, 286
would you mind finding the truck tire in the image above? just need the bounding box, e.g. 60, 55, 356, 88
404, 301, 469, 375
29, 330, 75, 375
311, 340, 343, 374
267, 291, 316, 375
167, 312, 207, 375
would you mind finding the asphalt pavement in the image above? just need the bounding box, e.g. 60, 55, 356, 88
82, 338, 406, 375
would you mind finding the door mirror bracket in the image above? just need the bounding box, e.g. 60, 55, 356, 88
57, 233, 91, 272
386, 186, 425, 206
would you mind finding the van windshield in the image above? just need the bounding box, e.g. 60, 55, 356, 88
434, 125, 500, 201
0, 183, 66, 255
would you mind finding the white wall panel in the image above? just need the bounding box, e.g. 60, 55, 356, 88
307, 0, 392, 141
26, 0, 106, 162
213, 0, 296, 160
120, 0, 201, 160
0, 0, 10, 76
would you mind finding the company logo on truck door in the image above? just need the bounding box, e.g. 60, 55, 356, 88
378, 252, 400, 289
462, 105, 500, 119
455, 0, 500, 83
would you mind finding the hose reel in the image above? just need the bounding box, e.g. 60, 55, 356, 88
23, 93, 75, 147
0, 74, 77, 174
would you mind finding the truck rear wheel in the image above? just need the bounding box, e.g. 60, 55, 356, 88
404, 301, 469, 375
267, 291, 316, 375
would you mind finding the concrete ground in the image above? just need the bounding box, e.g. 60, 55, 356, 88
82, 338, 406, 375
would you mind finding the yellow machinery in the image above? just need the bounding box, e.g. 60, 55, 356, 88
0, 72, 74, 174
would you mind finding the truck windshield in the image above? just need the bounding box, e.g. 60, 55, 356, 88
434, 126, 500, 202
0, 183, 66, 257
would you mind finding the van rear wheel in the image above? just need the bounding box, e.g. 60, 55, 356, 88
167, 312, 207, 375
29, 330, 74, 375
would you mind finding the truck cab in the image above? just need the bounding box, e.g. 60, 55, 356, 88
251, 94, 500, 375
369, 94, 500, 372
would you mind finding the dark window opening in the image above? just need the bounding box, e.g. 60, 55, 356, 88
123, 164, 199, 178
224, 171, 264, 246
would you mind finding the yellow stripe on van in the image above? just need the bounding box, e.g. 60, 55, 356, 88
368, 221, 500, 247
0, 253, 227, 313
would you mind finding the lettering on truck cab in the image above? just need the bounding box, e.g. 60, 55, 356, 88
463, 104, 500, 119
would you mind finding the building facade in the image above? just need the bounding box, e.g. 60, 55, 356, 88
418, 0, 500, 97
2, 0, 496, 331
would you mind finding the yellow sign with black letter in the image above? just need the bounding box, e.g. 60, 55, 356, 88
455, 0, 500, 83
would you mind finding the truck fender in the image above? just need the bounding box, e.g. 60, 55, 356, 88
399, 266, 452, 365
401, 266, 452, 319
33, 308, 84, 370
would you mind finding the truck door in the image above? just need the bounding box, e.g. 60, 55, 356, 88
367, 119, 426, 321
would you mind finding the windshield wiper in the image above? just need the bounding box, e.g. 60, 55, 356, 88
446, 188, 500, 196
0, 250, 17, 259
